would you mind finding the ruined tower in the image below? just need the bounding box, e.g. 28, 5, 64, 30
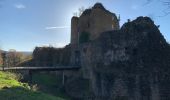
71, 17, 79, 45
71, 3, 120, 45
70, 3, 120, 66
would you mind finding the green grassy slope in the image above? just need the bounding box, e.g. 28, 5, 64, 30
0, 71, 65, 100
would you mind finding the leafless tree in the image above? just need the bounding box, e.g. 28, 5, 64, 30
5, 49, 24, 67
0, 51, 4, 67
73, 6, 85, 17
162, 0, 170, 15
145, 0, 170, 16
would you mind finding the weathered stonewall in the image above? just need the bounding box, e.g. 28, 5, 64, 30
79, 16, 170, 100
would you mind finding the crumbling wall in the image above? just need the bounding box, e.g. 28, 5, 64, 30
32, 45, 71, 67
71, 17, 79, 45
79, 17, 170, 100
70, 3, 120, 70
70, 3, 120, 45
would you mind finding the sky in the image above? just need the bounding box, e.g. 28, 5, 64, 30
0, 0, 170, 51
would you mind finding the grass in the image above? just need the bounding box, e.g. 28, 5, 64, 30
32, 72, 61, 86
0, 71, 26, 88
0, 71, 66, 100
32, 72, 71, 99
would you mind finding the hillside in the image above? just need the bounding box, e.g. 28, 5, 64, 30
18, 51, 32, 56
0, 71, 65, 100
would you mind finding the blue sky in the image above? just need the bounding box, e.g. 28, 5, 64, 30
0, 0, 169, 51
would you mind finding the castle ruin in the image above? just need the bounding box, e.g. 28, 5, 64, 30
70, 3, 120, 66
68, 3, 170, 100
29, 3, 170, 100
71, 3, 119, 45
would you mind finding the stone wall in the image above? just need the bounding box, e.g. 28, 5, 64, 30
71, 3, 119, 45
71, 17, 79, 45
70, 3, 120, 66
87, 8, 119, 40
32, 45, 71, 67
79, 17, 170, 100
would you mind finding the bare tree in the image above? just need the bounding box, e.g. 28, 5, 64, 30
162, 0, 170, 15
73, 6, 85, 17
0, 51, 4, 67
5, 49, 24, 67
145, 0, 170, 16
78, 6, 85, 16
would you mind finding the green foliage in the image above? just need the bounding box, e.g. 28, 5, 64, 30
79, 32, 90, 43
0, 71, 24, 89
0, 71, 66, 100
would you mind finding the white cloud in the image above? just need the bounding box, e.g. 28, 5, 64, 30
45, 26, 70, 30
14, 4, 26, 9
131, 5, 139, 10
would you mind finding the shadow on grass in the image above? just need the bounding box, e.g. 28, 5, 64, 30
31, 72, 71, 99
0, 86, 65, 100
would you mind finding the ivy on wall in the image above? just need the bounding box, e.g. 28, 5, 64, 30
79, 31, 90, 43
